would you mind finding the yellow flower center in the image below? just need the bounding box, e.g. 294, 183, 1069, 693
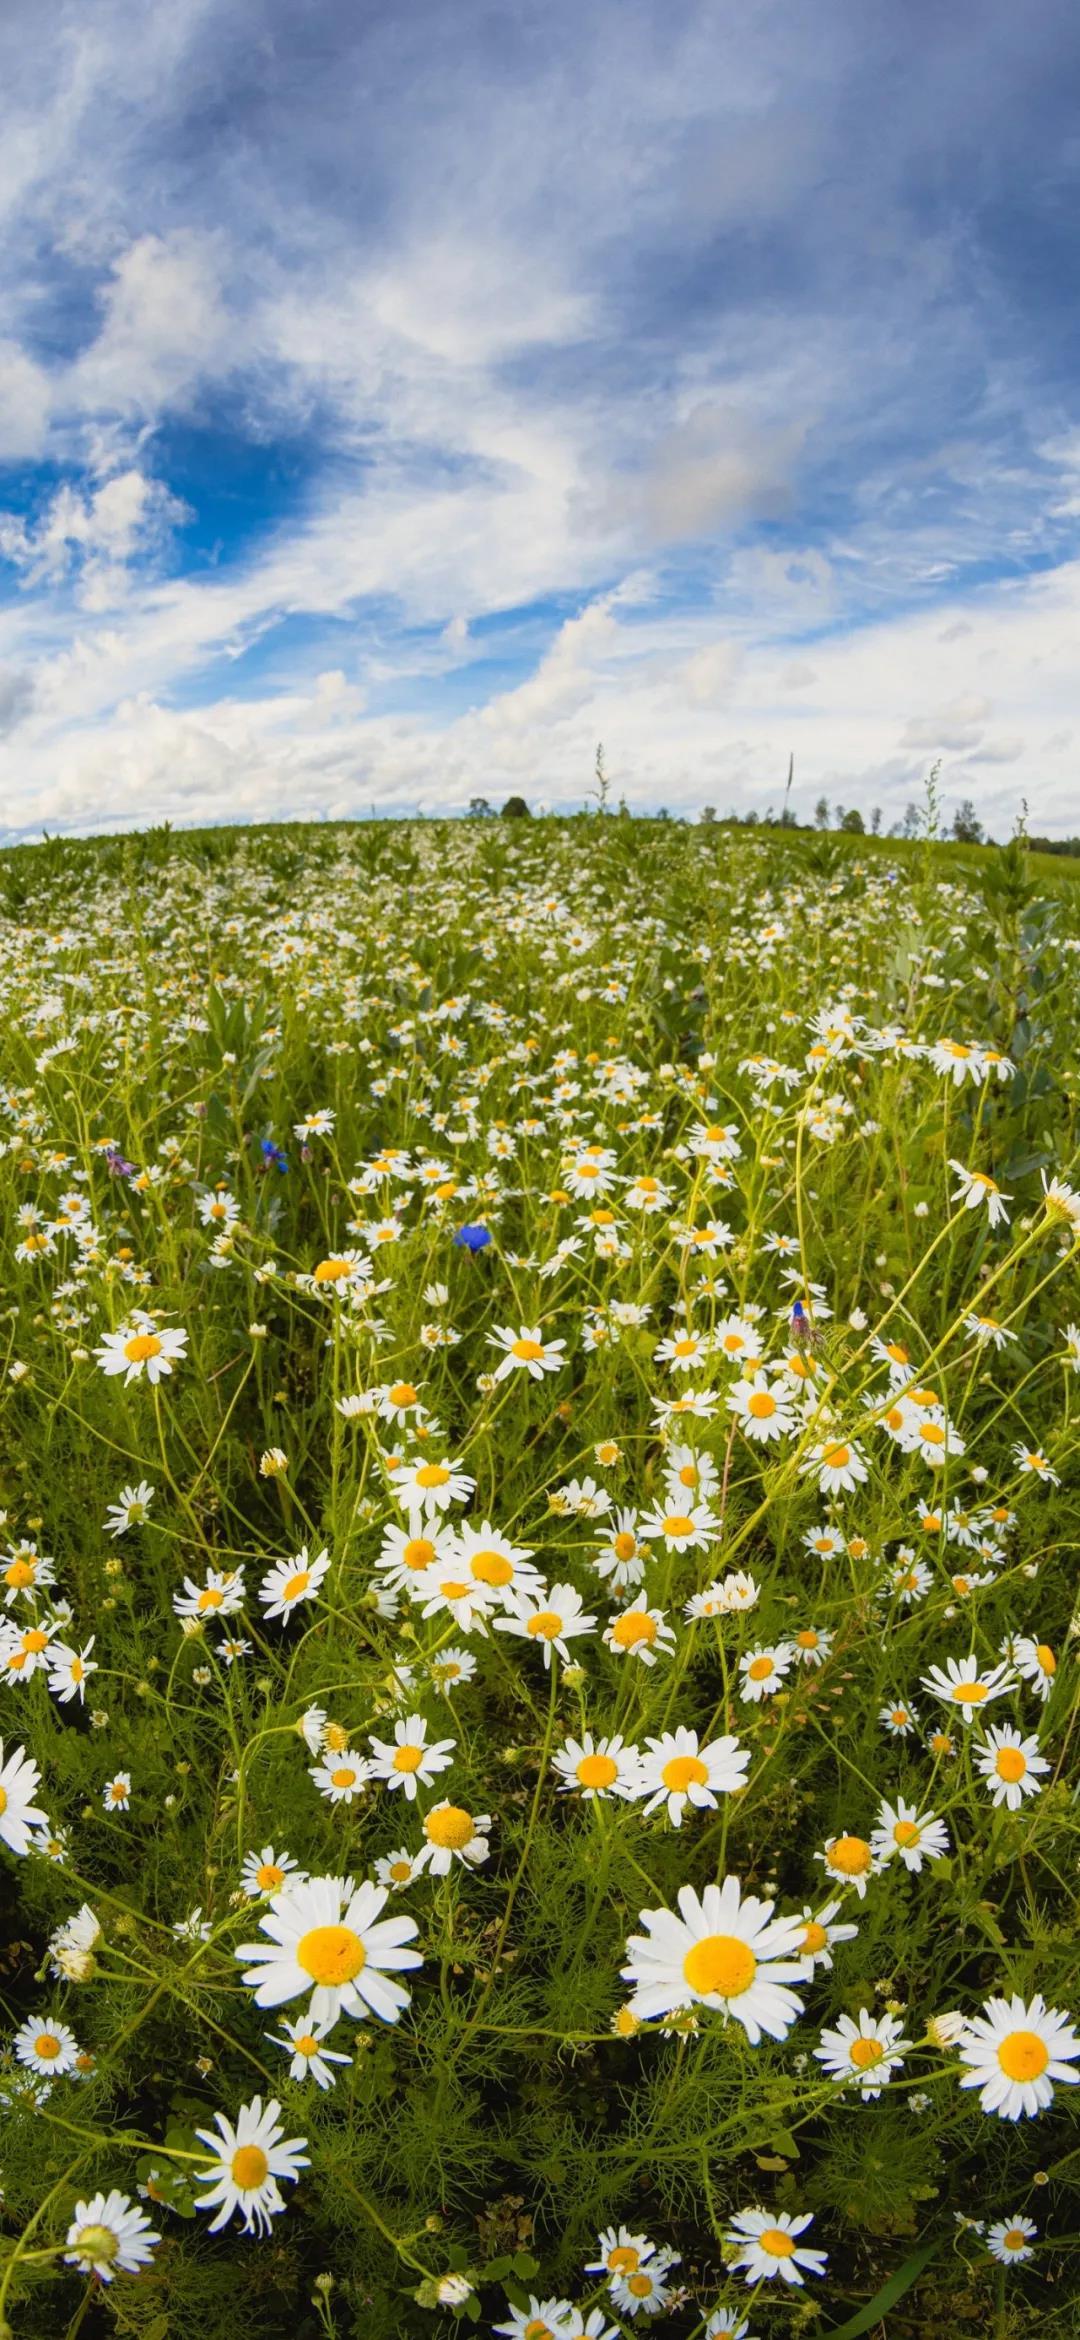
393, 1743, 425, 1772
512, 1339, 545, 1361
995, 1747, 1027, 1782
4, 1559, 34, 1588
313, 1258, 351, 1282
850, 2036, 884, 2070
527, 1610, 563, 1639
297, 1923, 366, 1984
613, 1532, 638, 1561
951, 1682, 988, 1704
469, 1549, 513, 1586
828, 1834, 871, 1875
893, 1820, 920, 1847
920, 1422, 946, 1445
388, 1382, 418, 1406
801, 1921, 828, 1953
627, 2274, 654, 2298
282, 1570, 310, 1601
760, 2228, 796, 2258
34, 2032, 61, 2059
747, 1655, 774, 1682
1003, 2228, 1027, 2251
607, 2245, 639, 2273
823, 1444, 850, 1469
424, 1804, 474, 1849
577, 1752, 618, 1788
747, 1391, 777, 1419
231, 2144, 270, 2189
612, 1611, 656, 1649
682, 1933, 757, 1997
662, 1753, 709, 1792
416, 1463, 450, 1489
796, 1630, 819, 1650
198, 1587, 224, 1610
257, 1863, 284, 1890
75, 2223, 119, 2261
402, 1537, 435, 1571
295, 2033, 319, 2056
123, 1332, 162, 1361
1036, 1644, 1056, 1674
331, 1766, 358, 1789
997, 2030, 1050, 2082
662, 1513, 694, 1537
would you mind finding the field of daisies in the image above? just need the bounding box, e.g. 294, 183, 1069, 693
0, 813, 1077, 2340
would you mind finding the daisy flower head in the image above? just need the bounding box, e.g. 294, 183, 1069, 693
259, 1545, 331, 1625
921, 1652, 1016, 1722
949, 1160, 1011, 1226
375, 1846, 420, 1891
2, 1546, 56, 1606
725, 2208, 826, 2288
585, 2225, 658, 2279
1012, 1443, 1060, 1485
705, 2313, 757, 2340
621, 1876, 806, 2040
94, 1318, 188, 1386
368, 1713, 456, 1800
793, 1900, 859, 1974
375, 1521, 447, 1595
489, 1323, 566, 1381
173, 1568, 246, 1623
636, 1498, 720, 1554
241, 1845, 305, 1899
238, 1872, 422, 2026
392, 1454, 477, 1516
444, 1520, 544, 1611
64, 2189, 160, 2281
636, 1728, 749, 1827
415, 1801, 492, 1875
871, 1797, 950, 1872
727, 1374, 795, 1442
102, 1771, 132, 1812
494, 2297, 576, 2340
816, 1832, 881, 1898
815, 2008, 912, 2094
267, 2014, 352, 2091
592, 1510, 650, 1593
294, 1107, 334, 1138
958, 1992, 1080, 2119
602, 1601, 676, 1668
986, 2215, 1037, 2265
879, 1698, 919, 1737
804, 1523, 845, 1562
738, 1643, 794, 1702
194, 2094, 310, 2234
552, 1733, 642, 1801
46, 1638, 97, 1706
792, 1626, 832, 1667
499, 1583, 597, 1668
1011, 1636, 1057, 1701
14, 2012, 81, 2074
801, 1438, 868, 1496
310, 1753, 372, 1805
664, 1444, 720, 1502
609, 2248, 682, 2317
973, 1723, 1050, 1809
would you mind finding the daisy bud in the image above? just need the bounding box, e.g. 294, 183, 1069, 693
926, 2010, 966, 2047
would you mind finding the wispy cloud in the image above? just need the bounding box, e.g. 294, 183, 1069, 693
0, 0, 1078, 837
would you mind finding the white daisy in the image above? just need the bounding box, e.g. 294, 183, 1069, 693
815, 2008, 911, 2094
621, 1876, 806, 2040
14, 2013, 81, 2074
64, 2188, 159, 2280
489, 1324, 566, 1381
498, 1584, 597, 1668
415, 1801, 492, 1875
309, 1754, 372, 1804
392, 1455, 477, 1516
94, 1321, 188, 1386
552, 1733, 642, 1801
45, 1638, 97, 1707
986, 2214, 1037, 2265
367, 1712, 456, 1801
724, 2208, 826, 2287
792, 1901, 859, 1974
920, 1653, 1016, 1723
258, 1546, 331, 1624
241, 1845, 305, 1899
738, 1644, 794, 1702
870, 1798, 950, 1873
636, 1728, 749, 1827
1011, 1636, 1057, 1702
238, 1873, 422, 2026
194, 2094, 309, 2234
958, 1992, 1080, 2119
973, 1724, 1049, 1810
609, 2249, 682, 2317
267, 2014, 352, 2090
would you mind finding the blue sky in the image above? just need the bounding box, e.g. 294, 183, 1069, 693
1, 0, 1079, 837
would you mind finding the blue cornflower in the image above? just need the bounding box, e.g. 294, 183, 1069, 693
453, 1223, 492, 1253
260, 1138, 289, 1174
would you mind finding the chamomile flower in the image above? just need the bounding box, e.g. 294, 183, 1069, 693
973, 1724, 1050, 1809
494, 2298, 575, 2340
267, 2014, 352, 2090
393, 1455, 477, 1515
552, 1733, 642, 1801
727, 1374, 795, 1442
725, 2208, 826, 2287
816, 1833, 880, 1897
445, 1521, 544, 1611
792, 1901, 859, 1974
1011, 1636, 1057, 1701
921, 1653, 1016, 1722
705, 2313, 757, 2340
258, 1546, 331, 1624
173, 1568, 246, 1623
986, 2215, 1037, 2264
45, 1638, 97, 1706
602, 1602, 676, 1668
375, 1847, 420, 1891
368, 1713, 456, 1800
621, 1876, 806, 2039
636, 1499, 720, 1553
95, 1320, 188, 1385
238, 1874, 421, 2025
102, 1771, 132, 1813
64, 2189, 159, 2280
489, 1323, 566, 1381
738, 1644, 794, 1701
949, 1161, 1011, 1226
871, 1798, 950, 1872
815, 2008, 911, 2094
241, 1845, 305, 1899
585, 2227, 658, 2279
1012, 1444, 1060, 1484
801, 1438, 868, 1496
609, 2249, 682, 2317
309, 1754, 372, 1804
958, 1993, 1080, 2119
415, 1801, 491, 1874
636, 1728, 749, 1826
14, 2013, 81, 2074
194, 2095, 309, 2234
499, 1584, 597, 1668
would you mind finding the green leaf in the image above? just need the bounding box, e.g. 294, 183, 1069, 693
511, 2252, 539, 2279
822, 2236, 940, 2337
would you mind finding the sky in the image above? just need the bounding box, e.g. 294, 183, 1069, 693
1, 0, 1079, 840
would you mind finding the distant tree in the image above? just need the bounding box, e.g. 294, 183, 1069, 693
742, 809, 759, 827
500, 796, 531, 820
655, 807, 672, 823
778, 807, 798, 828
839, 807, 865, 834
468, 795, 494, 818
951, 799, 984, 844
900, 801, 921, 839
699, 805, 717, 824
814, 796, 830, 829
870, 806, 882, 834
